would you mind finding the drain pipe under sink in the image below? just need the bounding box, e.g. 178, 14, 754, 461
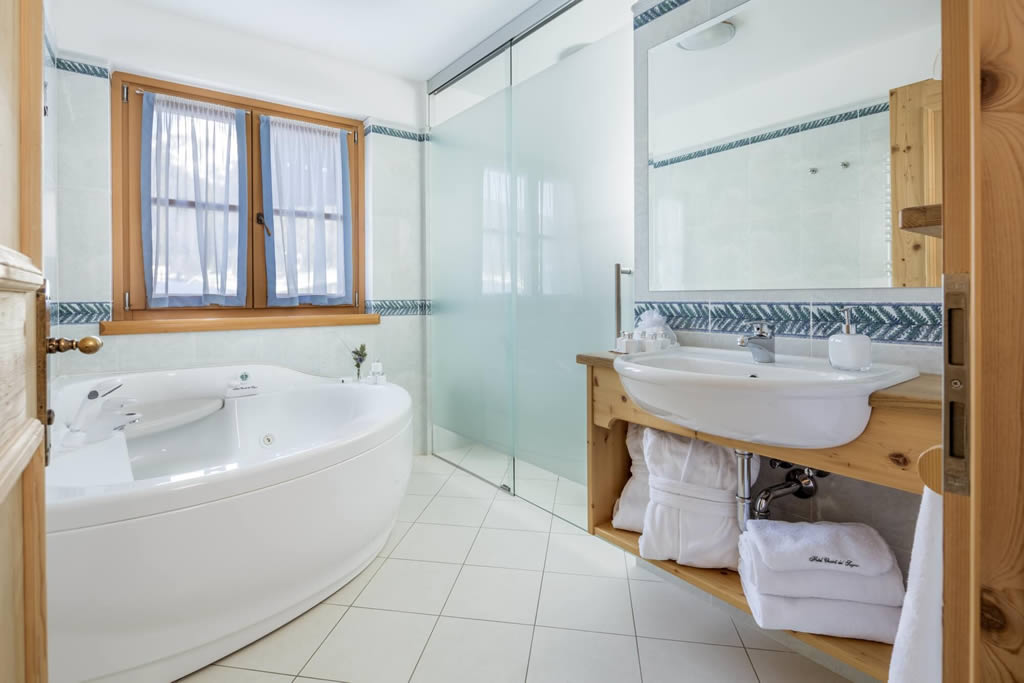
734, 450, 754, 531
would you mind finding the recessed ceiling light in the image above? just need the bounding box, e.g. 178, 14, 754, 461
677, 21, 736, 51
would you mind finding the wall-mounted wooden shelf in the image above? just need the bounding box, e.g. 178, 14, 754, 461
899, 203, 943, 238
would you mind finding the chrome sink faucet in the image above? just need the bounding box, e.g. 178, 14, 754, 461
737, 321, 776, 363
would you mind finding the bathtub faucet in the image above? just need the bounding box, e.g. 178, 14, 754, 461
63, 379, 141, 447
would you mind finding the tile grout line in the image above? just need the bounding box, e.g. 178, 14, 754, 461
730, 617, 763, 683
404, 482, 493, 683
523, 523, 555, 683
291, 461, 455, 682
624, 555, 645, 683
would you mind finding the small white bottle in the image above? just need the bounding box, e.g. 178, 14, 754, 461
828, 307, 872, 371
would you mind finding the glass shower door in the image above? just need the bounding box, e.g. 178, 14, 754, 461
429, 90, 516, 487
508, 28, 634, 525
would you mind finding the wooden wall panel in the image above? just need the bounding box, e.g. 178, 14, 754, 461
891, 79, 944, 287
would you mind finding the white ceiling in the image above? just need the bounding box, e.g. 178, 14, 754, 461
649, 0, 941, 113
130, 0, 542, 81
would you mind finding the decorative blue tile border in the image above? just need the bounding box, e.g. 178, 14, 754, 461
811, 303, 942, 345
651, 102, 889, 169
55, 58, 109, 79
366, 299, 431, 316
634, 0, 695, 29
365, 125, 429, 142
634, 301, 709, 332
710, 302, 811, 337
635, 301, 942, 345
52, 301, 112, 325
50, 299, 432, 323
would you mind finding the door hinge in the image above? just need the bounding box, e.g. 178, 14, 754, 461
122, 84, 129, 103
943, 273, 970, 495
355, 291, 360, 307
354, 130, 359, 145
124, 291, 131, 311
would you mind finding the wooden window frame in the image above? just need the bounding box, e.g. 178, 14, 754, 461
105, 72, 377, 335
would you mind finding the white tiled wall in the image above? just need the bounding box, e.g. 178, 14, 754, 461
49, 67, 430, 453
650, 110, 892, 291
55, 69, 112, 303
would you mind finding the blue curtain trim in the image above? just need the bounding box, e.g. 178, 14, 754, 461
634, 301, 942, 345
651, 102, 890, 169
54, 58, 109, 79
366, 299, 431, 316
365, 125, 429, 142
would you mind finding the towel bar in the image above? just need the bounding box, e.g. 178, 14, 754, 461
918, 445, 943, 494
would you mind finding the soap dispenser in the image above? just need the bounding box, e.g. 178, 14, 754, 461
828, 307, 872, 371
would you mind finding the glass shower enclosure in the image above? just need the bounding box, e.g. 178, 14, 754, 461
428, 28, 634, 527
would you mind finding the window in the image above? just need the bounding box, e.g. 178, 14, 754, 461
108, 73, 369, 334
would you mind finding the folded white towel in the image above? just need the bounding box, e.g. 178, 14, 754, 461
739, 533, 905, 607
638, 429, 759, 570
612, 424, 649, 533
741, 571, 902, 644
745, 519, 894, 576
889, 488, 942, 682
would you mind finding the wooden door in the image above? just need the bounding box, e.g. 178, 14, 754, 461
891, 79, 944, 288
943, 0, 1024, 680
1, 0, 48, 680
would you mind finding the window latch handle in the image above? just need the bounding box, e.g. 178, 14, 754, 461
256, 212, 271, 237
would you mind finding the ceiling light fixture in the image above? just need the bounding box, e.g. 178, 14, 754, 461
677, 21, 736, 51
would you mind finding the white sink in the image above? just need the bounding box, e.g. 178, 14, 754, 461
612, 346, 919, 449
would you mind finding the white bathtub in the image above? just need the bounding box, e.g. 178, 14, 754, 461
45, 365, 412, 683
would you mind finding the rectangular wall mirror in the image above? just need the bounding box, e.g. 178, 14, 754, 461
646, 0, 942, 292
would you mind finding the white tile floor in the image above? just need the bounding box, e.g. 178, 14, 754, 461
182, 455, 850, 683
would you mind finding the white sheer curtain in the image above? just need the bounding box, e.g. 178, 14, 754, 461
142, 93, 247, 307
261, 115, 351, 306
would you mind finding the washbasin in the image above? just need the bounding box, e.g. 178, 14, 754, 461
612, 346, 919, 449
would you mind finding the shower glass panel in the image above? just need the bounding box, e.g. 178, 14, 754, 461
429, 27, 633, 527
509, 29, 634, 524
429, 91, 515, 487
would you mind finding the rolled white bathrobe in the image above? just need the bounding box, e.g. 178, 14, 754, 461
612, 424, 648, 533
638, 429, 759, 570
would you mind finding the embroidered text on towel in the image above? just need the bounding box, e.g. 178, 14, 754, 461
809, 555, 861, 569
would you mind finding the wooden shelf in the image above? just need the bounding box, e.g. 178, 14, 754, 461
594, 523, 893, 681
899, 203, 943, 238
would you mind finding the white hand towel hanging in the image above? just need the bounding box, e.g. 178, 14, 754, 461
889, 487, 942, 682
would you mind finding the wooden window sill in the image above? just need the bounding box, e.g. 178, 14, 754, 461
99, 313, 381, 336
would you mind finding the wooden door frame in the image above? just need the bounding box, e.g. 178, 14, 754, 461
13, 0, 47, 681
943, 0, 1024, 679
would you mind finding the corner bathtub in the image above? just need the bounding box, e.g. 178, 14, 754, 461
45, 365, 412, 683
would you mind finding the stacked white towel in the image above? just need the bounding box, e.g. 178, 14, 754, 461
611, 424, 648, 533
738, 520, 904, 644
638, 429, 759, 569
